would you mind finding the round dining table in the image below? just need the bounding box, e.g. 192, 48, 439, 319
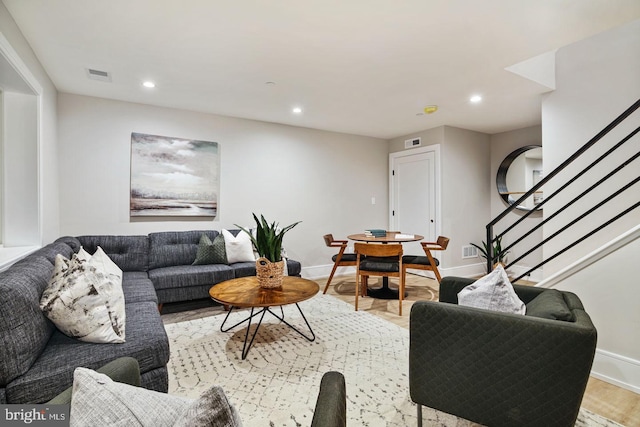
348, 232, 424, 299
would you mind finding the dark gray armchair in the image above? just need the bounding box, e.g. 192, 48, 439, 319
410, 276, 597, 427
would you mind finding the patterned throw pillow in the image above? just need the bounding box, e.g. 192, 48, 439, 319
69, 367, 242, 427
40, 247, 126, 343
457, 264, 525, 314
193, 234, 228, 265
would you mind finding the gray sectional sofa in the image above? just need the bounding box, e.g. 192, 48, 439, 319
0, 229, 302, 404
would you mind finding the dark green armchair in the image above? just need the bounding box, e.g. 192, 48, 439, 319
410, 276, 597, 427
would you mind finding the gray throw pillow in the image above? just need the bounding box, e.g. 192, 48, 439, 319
70, 367, 189, 427
174, 385, 243, 427
193, 234, 228, 265
458, 264, 525, 315
70, 367, 243, 427
525, 289, 575, 321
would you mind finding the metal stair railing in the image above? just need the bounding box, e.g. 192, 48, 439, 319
486, 98, 640, 281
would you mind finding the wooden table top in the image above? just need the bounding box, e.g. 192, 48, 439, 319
209, 276, 319, 308
347, 232, 424, 243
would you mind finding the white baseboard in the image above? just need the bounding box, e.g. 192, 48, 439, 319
590, 348, 640, 394
302, 264, 355, 280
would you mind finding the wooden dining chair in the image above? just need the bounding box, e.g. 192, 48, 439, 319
323, 234, 358, 294
402, 236, 449, 283
354, 243, 405, 315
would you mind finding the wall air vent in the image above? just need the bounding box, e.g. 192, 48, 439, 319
86, 68, 112, 82
462, 245, 479, 259
404, 137, 421, 149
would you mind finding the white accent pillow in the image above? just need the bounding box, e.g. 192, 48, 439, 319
457, 264, 525, 314
40, 247, 126, 343
222, 229, 256, 264
69, 367, 243, 427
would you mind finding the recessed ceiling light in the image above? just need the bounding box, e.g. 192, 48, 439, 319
292, 107, 303, 114
143, 81, 156, 88
470, 95, 482, 103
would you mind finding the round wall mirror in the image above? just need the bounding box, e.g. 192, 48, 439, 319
496, 145, 543, 212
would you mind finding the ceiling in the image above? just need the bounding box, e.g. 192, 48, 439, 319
3, 1, 640, 139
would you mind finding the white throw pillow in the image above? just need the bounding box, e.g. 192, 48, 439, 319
70, 367, 243, 427
457, 264, 525, 314
40, 247, 126, 343
222, 229, 256, 264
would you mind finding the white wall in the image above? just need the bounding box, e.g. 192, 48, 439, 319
57, 93, 389, 276
490, 126, 543, 280
541, 19, 640, 393
2, 91, 38, 245
542, 19, 640, 274
0, 2, 59, 253
388, 125, 491, 276
545, 231, 640, 393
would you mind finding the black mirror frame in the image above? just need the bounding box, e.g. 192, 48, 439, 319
496, 145, 542, 212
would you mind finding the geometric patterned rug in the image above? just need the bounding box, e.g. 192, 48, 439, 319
164, 293, 621, 427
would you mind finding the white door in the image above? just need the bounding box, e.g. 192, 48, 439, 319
390, 148, 438, 257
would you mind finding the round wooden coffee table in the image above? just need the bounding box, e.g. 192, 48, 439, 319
209, 276, 319, 360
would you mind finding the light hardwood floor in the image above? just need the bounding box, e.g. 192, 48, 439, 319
322, 273, 640, 427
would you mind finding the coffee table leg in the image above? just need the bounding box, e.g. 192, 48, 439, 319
220, 305, 264, 332
241, 307, 268, 360
221, 304, 315, 360
267, 303, 315, 342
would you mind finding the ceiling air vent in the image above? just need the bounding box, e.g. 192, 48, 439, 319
86, 68, 112, 82
404, 137, 421, 149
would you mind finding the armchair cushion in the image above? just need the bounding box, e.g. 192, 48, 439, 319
525, 289, 575, 321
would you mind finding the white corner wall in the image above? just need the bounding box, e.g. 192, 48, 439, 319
541, 19, 640, 393
542, 19, 640, 274
57, 93, 389, 276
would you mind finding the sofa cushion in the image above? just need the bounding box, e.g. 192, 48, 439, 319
458, 265, 525, 315
77, 235, 150, 272
149, 264, 234, 291
0, 256, 56, 387
149, 230, 218, 269
54, 236, 82, 253
40, 250, 126, 344
29, 241, 76, 264
6, 301, 169, 403
193, 233, 228, 265
525, 289, 576, 321
122, 272, 158, 304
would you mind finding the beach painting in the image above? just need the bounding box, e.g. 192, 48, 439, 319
130, 132, 219, 217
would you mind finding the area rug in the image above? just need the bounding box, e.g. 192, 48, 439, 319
164, 293, 620, 427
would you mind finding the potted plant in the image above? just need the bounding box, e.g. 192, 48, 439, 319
236, 214, 301, 288
471, 235, 509, 269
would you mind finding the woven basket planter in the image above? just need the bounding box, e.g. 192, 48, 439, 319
256, 257, 285, 289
